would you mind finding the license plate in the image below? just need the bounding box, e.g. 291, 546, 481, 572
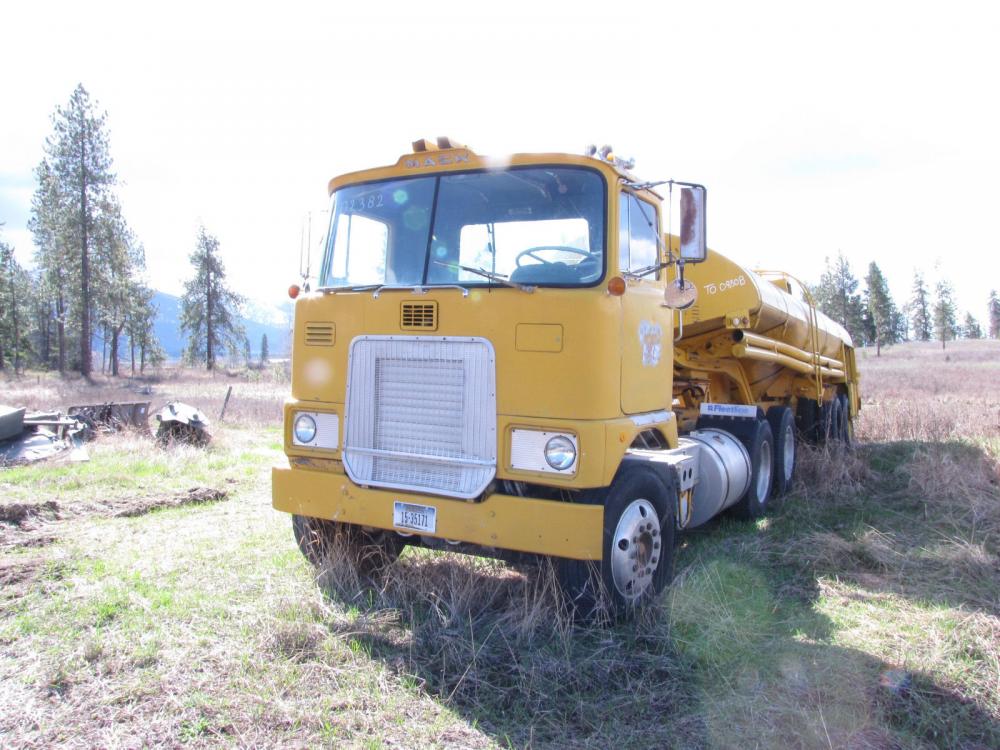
393, 501, 437, 533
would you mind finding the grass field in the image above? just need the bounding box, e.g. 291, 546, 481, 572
1, 341, 998, 748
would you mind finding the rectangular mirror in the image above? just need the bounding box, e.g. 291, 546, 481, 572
679, 186, 706, 262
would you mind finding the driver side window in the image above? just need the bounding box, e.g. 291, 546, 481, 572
619, 193, 660, 275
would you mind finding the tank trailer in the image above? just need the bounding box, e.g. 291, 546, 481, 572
272, 139, 860, 617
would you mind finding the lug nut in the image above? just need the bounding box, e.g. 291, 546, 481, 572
651, 529, 658, 537
653, 542, 660, 550
651, 556, 658, 564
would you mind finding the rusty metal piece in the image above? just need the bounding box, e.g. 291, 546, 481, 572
68, 401, 151, 431
155, 402, 211, 446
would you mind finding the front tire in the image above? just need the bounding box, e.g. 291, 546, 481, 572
292, 514, 404, 574
558, 468, 675, 621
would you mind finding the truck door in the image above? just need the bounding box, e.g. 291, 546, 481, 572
619, 192, 673, 414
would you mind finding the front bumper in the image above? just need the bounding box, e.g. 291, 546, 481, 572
272, 459, 604, 561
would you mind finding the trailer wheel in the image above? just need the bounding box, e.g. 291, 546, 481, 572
292, 514, 403, 574
796, 398, 819, 443
766, 406, 796, 496
558, 468, 674, 621
836, 393, 852, 444
732, 419, 774, 520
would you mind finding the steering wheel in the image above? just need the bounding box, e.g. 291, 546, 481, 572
515, 246, 595, 267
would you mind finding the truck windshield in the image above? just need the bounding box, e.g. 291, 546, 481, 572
319, 166, 606, 289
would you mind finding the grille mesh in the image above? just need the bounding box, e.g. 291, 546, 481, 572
344, 337, 496, 499
400, 302, 437, 330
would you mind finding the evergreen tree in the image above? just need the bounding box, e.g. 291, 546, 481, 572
92, 199, 148, 376
814, 252, 866, 344
260, 333, 269, 364
863, 261, 897, 356
38, 85, 116, 376
29, 159, 73, 372
0, 234, 32, 372
989, 290, 1000, 339
932, 279, 958, 350
125, 283, 164, 373
180, 227, 245, 371
961, 312, 982, 339
909, 271, 932, 342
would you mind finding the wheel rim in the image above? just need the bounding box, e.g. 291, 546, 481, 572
756, 439, 773, 502
783, 422, 795, 482
610, 498, 661, 600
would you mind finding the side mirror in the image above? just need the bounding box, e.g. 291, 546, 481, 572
679, 186, 706, 263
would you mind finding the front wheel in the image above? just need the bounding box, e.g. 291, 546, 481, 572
558, 469, 675, 621
292, 514, 404, 574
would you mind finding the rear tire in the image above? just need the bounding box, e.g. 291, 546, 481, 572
292, 514, 404, 574
732, 419, 774, 520
558, 468, 675, 621
766, 406, 796, 497
836, 393, 852, 444
796, 397, 819, 443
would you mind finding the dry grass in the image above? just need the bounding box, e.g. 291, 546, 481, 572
2, 342, 1000, 748
2, 364, 289, 427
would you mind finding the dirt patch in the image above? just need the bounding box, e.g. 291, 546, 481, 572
0, 488, 228, 551
0, 555, 62, 608
91, 487, 229, 519
0, 500, 60, 526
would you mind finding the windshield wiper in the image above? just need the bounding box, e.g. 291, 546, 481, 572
432, 261, 535, 293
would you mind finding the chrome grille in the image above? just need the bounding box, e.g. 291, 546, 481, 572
344, 336, 496, 499
304, 322, 335, 346
401, 302, 437, 330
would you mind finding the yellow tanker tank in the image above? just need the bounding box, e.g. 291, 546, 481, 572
672, 248, 860, 436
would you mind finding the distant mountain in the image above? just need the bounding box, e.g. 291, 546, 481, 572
151, 291, 291, 361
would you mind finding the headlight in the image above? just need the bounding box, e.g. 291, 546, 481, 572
293, 413, 317, 444
544, 435, 577, 471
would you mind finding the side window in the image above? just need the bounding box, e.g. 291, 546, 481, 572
618, 193, 660, 275
628, 195, 659, 272
618, 194, 631, 272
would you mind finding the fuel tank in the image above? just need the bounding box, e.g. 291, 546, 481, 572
679, 249, 852, 359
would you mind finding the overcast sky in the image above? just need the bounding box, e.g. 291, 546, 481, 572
2, 1, 998, 322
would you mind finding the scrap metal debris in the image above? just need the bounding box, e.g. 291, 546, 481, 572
1, 397, 213, 467
1, 404, 89, 466
68, 401, 151, 432
156, 402, 211, 445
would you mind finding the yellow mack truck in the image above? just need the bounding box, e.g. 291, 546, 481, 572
272, 138, 859, 617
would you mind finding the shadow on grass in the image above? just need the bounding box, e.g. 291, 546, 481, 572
298, 438, 999, 748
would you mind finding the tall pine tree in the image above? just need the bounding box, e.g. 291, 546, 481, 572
961, 312, 982, 339
933, 279, 958, 350
815, 252, 866, 344
39, 85, 116, 376
989, 290, 1000, 339
0, 234, 32, 372
909, 270, 932, 342
863, 261, 897, 356
180, 227, 245, 371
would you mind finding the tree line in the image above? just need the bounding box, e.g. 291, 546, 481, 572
0, 85, 259, 376
812, 252, 1000, 353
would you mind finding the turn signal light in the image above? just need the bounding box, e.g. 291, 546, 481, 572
288, 284, 300, 299
607, 276, 627, 296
